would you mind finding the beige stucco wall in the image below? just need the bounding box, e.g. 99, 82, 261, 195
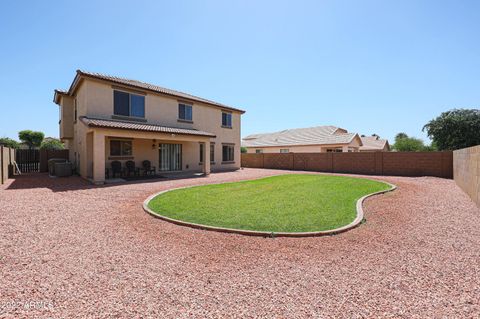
453, 145, 480, 208
103, 137, 206, 174
84, 79, 240, 170
86, 127, 213, 182
246, 145, 323, 153
246, 140, 361, 154
359, 144, 390, 152
58, 77, 242, 182
59, 96, 74, 139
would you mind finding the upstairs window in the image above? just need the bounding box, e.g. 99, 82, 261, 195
178, 103, 193, 121
222, 112, 232, 128
74, 99, 78, 123
113, 90, 145, 118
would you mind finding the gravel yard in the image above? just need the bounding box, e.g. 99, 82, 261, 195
1, 168, 479, 318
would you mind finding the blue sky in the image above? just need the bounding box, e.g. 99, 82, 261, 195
1, 0, 479, 144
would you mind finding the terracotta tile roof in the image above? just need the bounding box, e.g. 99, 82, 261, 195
56, 70, 245, 114
242, 126, 359, 147
80, 117, 216, 138
359, 136, 389, 151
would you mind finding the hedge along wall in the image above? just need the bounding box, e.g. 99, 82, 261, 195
241, 151, 453, 178
0, 146, 15, 184
453, 145, 480, 208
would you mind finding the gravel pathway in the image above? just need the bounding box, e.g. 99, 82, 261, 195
0, 169, 479, 318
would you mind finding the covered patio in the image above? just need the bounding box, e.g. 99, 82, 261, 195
80, 117, 215, 184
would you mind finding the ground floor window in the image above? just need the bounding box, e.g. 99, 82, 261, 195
255, 149, 263, 154
199, 143, 204, 163
110, 140, 132, 156
222, 145, 234, 162
210, 143, 215, 163
280, 149, 289, 153
199, 143, 215, 163
326, 148, 343, 153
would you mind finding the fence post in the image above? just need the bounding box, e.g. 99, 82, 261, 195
330, 152, 334, 173
375, 152, 383, 175
40, 149, 46, 172
1, 145, 3, 184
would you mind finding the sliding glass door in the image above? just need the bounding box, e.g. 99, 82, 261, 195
159, 143, 182, 171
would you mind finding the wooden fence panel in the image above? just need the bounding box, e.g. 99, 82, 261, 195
15, 149, 40, 173
1, 146, 7, 184
39, 149, 69, 172
1, 146, 15, 184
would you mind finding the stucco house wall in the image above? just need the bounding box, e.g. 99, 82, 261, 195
245, 136, 362, 154
56, 71, 243, 183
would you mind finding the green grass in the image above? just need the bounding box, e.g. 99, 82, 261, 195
147, 174, 391, 233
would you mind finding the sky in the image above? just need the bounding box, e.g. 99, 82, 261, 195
1, 0, 479, 144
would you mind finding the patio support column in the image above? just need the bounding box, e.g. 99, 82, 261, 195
202, 141, 211, 175
92, 131, 106, 184
342, 145, 349, 152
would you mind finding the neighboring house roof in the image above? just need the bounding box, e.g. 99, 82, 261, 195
242, 126, 361, 148
80, 117, 216, 138
54, 70, 245, 114
359, 136, 390, 151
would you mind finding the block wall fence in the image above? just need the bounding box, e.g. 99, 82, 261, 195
241, 151, 453, 178
453, 145, 480, 208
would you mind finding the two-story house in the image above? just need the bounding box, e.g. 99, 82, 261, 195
54, 70, 245, 184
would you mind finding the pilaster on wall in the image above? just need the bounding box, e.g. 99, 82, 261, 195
92, 131, 106, 184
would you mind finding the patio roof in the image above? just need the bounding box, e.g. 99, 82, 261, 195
80, 117, 216, 138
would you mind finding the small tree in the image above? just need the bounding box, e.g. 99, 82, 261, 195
18, 130, 44, 149
241, 146, 247, 153
392, 133, 432, 152
40, 138, 64, 150
0, 137, 20, 149
423, 109, 480, 150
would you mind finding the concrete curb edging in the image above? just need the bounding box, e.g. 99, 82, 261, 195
142, 176, 397, 238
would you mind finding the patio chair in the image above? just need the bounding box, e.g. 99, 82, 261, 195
110, 161, 123, 178
125, 160, 140, 177
142, 160, 156, 176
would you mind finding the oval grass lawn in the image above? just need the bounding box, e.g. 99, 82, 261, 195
147, 174, 391, 233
